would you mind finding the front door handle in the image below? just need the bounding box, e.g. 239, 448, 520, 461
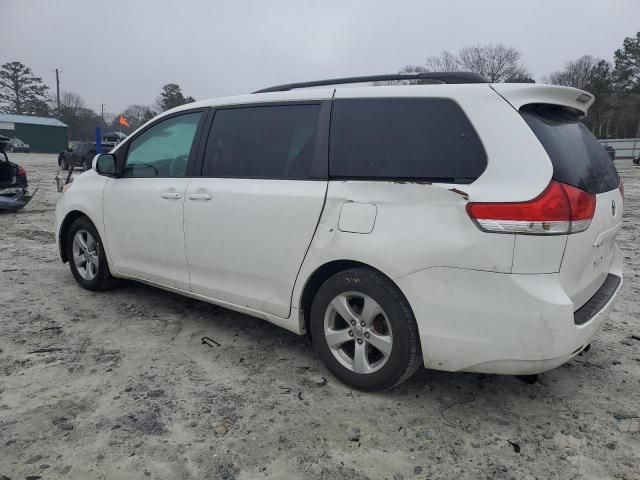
188, 192, 212, 201
161, 192, 181, 199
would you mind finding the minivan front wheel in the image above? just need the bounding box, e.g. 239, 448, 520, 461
66, 216, 114, 290
310, 268, 421, 391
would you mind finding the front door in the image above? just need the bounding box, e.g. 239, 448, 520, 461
103, 111, 204, 290
184, 102, 330, 317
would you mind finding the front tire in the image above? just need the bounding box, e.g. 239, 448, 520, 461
60, 157, 69, 170
66, 216, 114, 290
310, 268, 422, 391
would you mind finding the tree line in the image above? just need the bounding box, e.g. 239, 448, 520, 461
391, 32, 640, 138
1, 31, 640, 140
0, 63, 195, 140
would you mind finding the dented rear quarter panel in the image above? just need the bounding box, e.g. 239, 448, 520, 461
293, 180, 517, 315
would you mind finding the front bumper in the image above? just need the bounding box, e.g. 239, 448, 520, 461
395, 245, 623, 375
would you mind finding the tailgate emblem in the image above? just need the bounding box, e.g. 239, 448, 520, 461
611, 200, 616, 216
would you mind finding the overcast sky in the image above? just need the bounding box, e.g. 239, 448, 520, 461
2, 0, 639, 114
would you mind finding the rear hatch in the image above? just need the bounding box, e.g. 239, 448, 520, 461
520, 104, 622, 309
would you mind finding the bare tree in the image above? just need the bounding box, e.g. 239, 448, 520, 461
457, 44, 526, 82
543, 55, 600, 90
60, 91, 86, 114
399, 44, 529, 82
117, 104, 156, 131
425, 50, 459, 72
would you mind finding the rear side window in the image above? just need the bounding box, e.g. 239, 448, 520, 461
202, 104, 322, 179
329, 98, 487, 183
521, 105, 619, 194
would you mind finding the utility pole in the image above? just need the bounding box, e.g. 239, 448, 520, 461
55, 68, 61, 112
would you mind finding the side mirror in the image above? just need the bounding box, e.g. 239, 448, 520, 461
95, 153, 117, 176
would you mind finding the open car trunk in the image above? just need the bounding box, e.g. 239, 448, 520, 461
0, 155, 17, 187
0, 151, 35, 211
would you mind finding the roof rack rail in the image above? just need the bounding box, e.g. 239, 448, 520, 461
253, 72, 489, 93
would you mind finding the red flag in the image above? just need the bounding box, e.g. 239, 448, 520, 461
118, 114, 129, 128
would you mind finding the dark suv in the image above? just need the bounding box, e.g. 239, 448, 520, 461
58, 142, 115, 170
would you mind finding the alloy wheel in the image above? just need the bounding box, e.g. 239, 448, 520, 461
323, 292, 393, 374
72, 230, 99, 281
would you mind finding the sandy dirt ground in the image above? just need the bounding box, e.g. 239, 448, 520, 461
0, 153, 639, 480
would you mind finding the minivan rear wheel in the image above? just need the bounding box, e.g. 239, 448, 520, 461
310, 268, 421, 391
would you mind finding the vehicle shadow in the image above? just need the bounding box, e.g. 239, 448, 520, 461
104, 278, 593, 404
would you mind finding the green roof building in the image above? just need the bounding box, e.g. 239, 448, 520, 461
0, 113, 68, 153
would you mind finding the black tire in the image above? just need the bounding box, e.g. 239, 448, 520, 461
66, 216, 115, 291
82, 158, 90, 171
60, 157, 69, 170
310, 268, 422, 391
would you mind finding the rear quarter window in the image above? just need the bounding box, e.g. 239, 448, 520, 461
329, 98, 487, 183
520, 105, 619, 194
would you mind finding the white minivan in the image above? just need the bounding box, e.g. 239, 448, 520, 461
55, 73, 623, 391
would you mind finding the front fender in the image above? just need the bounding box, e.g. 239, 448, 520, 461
55, 170, 109, 262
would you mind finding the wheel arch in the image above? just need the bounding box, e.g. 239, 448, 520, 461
298, 259, 411, 337
58, 210, 94, 262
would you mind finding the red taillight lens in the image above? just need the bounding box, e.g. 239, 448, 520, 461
619, 179, 624, 198
17, 166, 27, 176
466, 181, 595, 235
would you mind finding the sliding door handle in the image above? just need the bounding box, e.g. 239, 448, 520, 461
188, 192, 212, 201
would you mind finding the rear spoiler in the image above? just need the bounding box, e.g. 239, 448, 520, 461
490, 83, 594, 117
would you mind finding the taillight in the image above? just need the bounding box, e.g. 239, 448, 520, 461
619, 179, 624, 198
466, 181, 595, 235
17, 166, 27, 176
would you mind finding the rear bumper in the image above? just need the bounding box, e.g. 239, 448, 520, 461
0, 188, 34, 211
396, 244, 623, 375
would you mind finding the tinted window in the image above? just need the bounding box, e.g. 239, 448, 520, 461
330, 98, 487, 183
203, 104, 322, 179
521, 105, 619, 194
124, 112, 202, 178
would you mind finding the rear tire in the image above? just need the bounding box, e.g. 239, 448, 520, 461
66, 216, 115, 291
310, 268, 422, 391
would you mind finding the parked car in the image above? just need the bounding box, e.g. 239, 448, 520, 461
55, 74, 624, 390
58, 141, 115, 170
103, 132, 127, 144
602, 144, 615, 161
8, 137, 30, 153
0, 135, 35, 210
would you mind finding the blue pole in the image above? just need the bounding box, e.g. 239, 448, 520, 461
95, 127, 102, 153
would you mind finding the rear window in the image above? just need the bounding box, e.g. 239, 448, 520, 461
329, 98, 487, 183
521, 105, 619, 194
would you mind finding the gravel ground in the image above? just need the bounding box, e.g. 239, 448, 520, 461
1, 153, 639, 480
